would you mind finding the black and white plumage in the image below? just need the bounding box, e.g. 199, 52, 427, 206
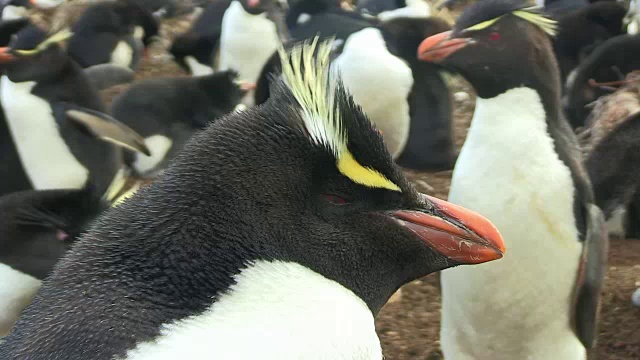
110, 70, 248, 175
257, 12, 455, 169
169, 0, 232, 75
0, 39, 504, 359
418, 1, 607, 358
66, 0, 159, 70
0, 186, 103, 336
0, 25, 149, 197
218, 0, 287, 105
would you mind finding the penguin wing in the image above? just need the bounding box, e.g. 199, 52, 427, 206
63, 105, 151, 156
84, 64, 135, 91
574, 203, 608, 350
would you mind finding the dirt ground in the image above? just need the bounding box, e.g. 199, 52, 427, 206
39, 6, 640, 359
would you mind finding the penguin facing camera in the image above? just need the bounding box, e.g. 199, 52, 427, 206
0, 186, 105, 337
67, 0, 160, 71
0, 39, 505, 359
0, 25, 149, 197
169, 0, 232, 76
418, 1, 607, 358
110, 70, 250, 176
218, 0, 288, 105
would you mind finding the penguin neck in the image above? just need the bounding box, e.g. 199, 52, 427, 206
121, 260, 382, 358
32, 60, 105, 111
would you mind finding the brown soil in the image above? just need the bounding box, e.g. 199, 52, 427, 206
43, 5, 640, 358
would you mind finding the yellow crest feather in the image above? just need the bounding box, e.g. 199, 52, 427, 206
15, 28, 74, 56
277, 38, 401, 193
513, 8, 557, 36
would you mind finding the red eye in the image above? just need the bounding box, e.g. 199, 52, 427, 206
489, 32, 501, 41
323, 194, 349, 205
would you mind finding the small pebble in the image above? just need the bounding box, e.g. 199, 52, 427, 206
632, 288, 640, 307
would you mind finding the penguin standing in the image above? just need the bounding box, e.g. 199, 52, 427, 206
110, 70, 249, 175
0, 25, 149, 197
169, 0, 232, 75
418, 1, 607, 358
0, 186, 103, 337
0, 39, 505, 359
66, 0, 159, 70
218, 0, 286, 105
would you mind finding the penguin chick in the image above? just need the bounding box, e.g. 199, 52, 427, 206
0, 39, 504, 359
110, 70, 249, 176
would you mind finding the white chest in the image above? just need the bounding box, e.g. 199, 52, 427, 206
185, 56, 214, 76
0, 263, 42, 337
1, 5, 28, 21
111, 41, 134, 69
219, 1, 280, 105
121, 261, 382, 360
441, 88, 585, 359
332, 29, 413, 159
1, 76, 88, 190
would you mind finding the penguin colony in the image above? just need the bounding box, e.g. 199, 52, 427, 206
0, 0, 638, 358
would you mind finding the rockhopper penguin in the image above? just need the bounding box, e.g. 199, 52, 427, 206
0, 38, 505, 359
418, 1, 607, 359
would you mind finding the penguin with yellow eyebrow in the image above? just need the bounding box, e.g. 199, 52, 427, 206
0, 39, 504, 359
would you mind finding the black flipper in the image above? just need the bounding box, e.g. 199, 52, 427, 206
574, 203, 608, 350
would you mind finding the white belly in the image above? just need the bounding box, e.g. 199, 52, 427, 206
0, 263, 42, 337
111, 41, 134, 69
122, 261, 382, 360
332, 29, 413, 159
132, 135, 173, 175
1, 77, 88, 190
1, 5, 28, 21
219, 1, 280, 106
441, 88, 585, 360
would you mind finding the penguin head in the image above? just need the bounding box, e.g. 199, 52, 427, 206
0, 188, 104, 280
199, 70, 251, 122
417, 0, 559, 98
0, 25, 72, 83
173, 39, 504, 313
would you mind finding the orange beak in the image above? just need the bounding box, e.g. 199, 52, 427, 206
417, 31, 471, 63
0, 47, 15, 63
391, 194, 505, 265
239, 81, 256, 91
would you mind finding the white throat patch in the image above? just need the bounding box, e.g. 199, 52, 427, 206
121, 261, 382, 360
1, 76, 88, 190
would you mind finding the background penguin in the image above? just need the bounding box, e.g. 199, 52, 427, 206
376, 0, 431, 23
417, 1, 607, 358
0, 39, 505, 359
0, 25, 149, 197
66, 0, 160, 70
380, 16, 456, 170
285, 0, 343, 29
256, 12, 455, 168
169, 0, 232, 75
564, 34, 640, 128
218, 0, 287, 105
553, 1, 627, 84
110, 70, 249, 175
0, 186, 103, 337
